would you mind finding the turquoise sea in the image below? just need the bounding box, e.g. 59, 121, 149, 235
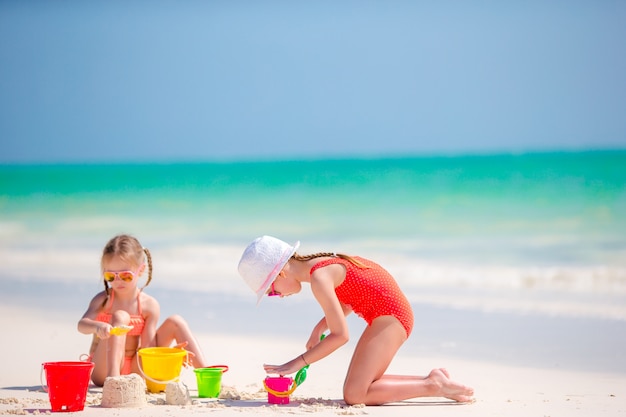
1, 150, 625, 319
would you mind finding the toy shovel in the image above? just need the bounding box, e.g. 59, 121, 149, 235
110, 325, 134, 336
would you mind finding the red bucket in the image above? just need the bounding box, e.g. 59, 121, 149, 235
42, 361, 94, 412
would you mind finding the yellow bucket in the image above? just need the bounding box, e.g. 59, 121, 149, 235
137, 347, 187, 393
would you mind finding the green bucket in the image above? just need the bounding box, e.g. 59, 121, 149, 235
194, 366, 228, 398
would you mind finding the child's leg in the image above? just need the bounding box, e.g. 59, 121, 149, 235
342, 315, 474, 405
89, 337, 109, 386
156, 315, 207, 368
89, 311, 130, 386
105, 311, 131, 378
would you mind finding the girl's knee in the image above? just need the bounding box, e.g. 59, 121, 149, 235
165, 314, 188, 327
343, 384, 367, 406
111, 310, 131, 324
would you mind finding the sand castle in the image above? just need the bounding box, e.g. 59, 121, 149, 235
100, 374, 148, 408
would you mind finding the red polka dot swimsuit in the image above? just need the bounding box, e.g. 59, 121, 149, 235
310, 256, 414, 337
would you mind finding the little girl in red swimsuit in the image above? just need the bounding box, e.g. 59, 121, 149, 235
238, 235, 474, 406
78, 234, 208, 386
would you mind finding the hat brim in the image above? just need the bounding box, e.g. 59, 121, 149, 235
255, 241, 300, 305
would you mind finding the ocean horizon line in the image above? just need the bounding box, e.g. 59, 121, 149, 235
1, 146, 624, 167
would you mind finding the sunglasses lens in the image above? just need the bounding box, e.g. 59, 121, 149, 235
119, 272, 134, 282
103, 271, 135, 282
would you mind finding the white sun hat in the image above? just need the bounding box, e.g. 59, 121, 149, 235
238, 235, 300, 305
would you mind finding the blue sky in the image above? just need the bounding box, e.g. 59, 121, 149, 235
1, 1, 625, 163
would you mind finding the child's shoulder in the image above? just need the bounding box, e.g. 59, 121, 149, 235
138, 291, 159, 307
87, 290, 110, 309
91, 290, 109, 302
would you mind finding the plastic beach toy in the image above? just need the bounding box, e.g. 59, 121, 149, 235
137, 347, 187, 392
110, 325, 134, 336
194, 365, 229, 398
41, 361, 95, 412
263, 362, 310, 403
264, 376, 293, 404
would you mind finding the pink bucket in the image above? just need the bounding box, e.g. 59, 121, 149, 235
42, 361, 95, 412
264, 376, 293, 404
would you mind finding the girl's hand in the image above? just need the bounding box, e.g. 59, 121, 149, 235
173, 341, 196, 367
263, 356, 306, 376
95, 322, 112, 339
305, 331, 324, 351
173, 341, 189, 350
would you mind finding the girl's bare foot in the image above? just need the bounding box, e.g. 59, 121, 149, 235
427, 368, 474, 402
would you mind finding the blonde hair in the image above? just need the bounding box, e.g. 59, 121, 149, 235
292, 252, 370, 269
100, 234, 153, 306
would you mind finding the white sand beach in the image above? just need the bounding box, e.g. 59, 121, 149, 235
1, 297, 625, 417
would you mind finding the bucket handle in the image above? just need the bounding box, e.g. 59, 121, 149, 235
136, 350, 189, 386
40, 365, 49, 393
263, 379, 297, 398
205, 365, 229, 373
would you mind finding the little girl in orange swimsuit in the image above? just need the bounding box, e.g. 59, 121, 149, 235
238, 235, 474, 406
78, 234, 208, 386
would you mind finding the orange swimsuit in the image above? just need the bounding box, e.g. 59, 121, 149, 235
310, 257, 414, 337
94, 291, 145, 374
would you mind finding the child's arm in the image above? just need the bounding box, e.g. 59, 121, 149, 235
306, 303, 352, 350
139, 294, 160, 348
306, 269, 351, 360
77, 293, 111, 339
306, 318, 328, 350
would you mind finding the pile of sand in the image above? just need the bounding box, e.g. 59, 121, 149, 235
100, 374, 147, 408
165, 382, 191, 405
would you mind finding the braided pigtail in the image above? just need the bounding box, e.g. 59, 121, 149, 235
101, 280, 110, 308
142, 247, 153, 289
292, 252, 370, 269
293, 252, 335, 262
